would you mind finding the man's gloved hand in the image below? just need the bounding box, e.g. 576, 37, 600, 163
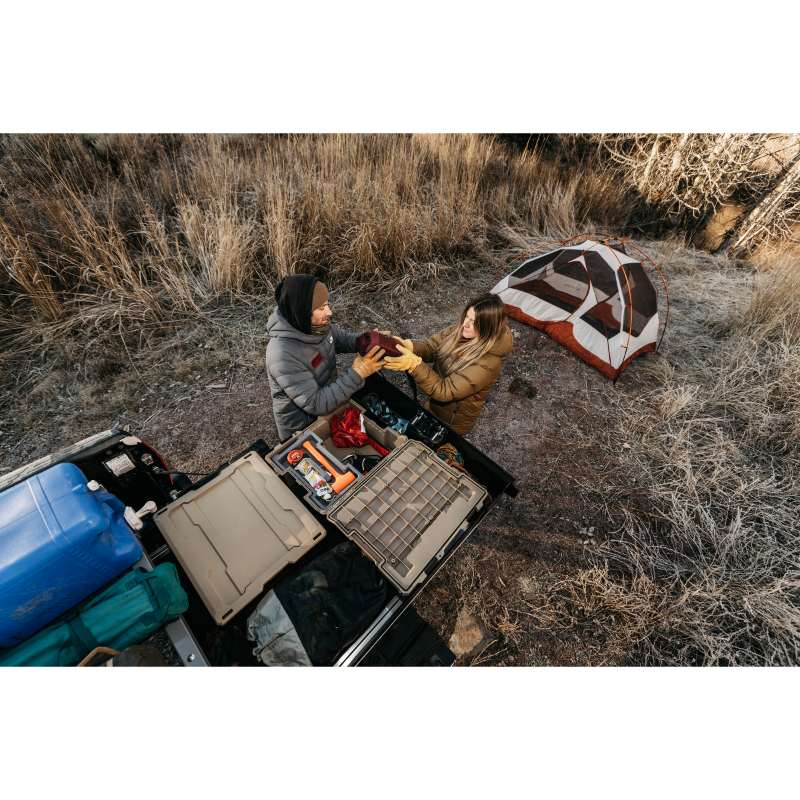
384, 344, 422, 373
352, 345, 386, 379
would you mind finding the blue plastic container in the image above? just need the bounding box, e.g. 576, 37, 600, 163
0, 463, 142, 648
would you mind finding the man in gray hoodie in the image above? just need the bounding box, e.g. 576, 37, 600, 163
265, 274, 386, 441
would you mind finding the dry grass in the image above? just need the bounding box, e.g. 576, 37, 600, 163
0, 133, 633, 357
530, 243, 800, 665
518, 567, 667, 664
5, 132, 796, 352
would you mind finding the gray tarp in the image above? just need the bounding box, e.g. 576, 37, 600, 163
246, 590, 312, 667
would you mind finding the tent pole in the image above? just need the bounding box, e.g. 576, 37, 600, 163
624, 240, 671, 352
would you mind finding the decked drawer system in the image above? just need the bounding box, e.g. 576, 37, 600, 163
0, 375, 517, 666
154, 404, 487, 621
326, 441, 486, 593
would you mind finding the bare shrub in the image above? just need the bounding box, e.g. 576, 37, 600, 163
749, 134, 800, 175
581, 134, 800, 254
595, 134, 797, 216
729, 156, 800, 254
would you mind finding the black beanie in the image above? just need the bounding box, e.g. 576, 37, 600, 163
274, 274, 319, 335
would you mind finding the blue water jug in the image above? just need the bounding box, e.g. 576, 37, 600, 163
0, 463, 142, 648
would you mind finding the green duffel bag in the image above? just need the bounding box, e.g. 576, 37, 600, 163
0, 564, 189, 667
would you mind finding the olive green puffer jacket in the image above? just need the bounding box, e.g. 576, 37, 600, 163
410, 326, 513, 436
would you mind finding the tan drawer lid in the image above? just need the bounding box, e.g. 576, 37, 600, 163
154, 451, 325, 625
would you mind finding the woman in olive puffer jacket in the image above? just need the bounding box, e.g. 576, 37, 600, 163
385, 293, 513, 436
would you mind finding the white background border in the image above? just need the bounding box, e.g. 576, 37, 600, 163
3, 1, 798, 131
2, 2, 798, 796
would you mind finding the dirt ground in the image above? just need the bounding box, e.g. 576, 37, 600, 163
0, 243, 754, 665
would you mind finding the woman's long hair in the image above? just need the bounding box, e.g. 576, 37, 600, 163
436, 293, 509, 378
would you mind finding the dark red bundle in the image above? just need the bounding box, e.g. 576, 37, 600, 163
330, 408, 390, 457
353, 330, 402, 358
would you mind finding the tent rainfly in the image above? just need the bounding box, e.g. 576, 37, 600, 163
491, 238, 666, 380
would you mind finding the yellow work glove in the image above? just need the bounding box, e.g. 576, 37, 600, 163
352, 345, 386, 379
392, 335, 413, 353
384, 344, 422, 373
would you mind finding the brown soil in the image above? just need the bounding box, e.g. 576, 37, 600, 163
0, 257, 678, 666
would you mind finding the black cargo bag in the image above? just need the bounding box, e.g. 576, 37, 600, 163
247, 542, 388, 666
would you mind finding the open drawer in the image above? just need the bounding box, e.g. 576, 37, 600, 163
326, 441, 486, 592
153, 400, 488, 624
268, 417, 487, 594
266, 402, 487, 595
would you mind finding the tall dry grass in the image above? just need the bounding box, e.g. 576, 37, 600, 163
0, 133, 632, 351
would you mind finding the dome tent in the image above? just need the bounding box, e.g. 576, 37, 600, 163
491, 237, 668, 380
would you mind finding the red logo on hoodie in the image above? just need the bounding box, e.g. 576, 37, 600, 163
310, 352, 323, 369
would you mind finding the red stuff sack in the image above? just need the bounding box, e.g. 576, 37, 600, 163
353, 331, 402, 358
330, 408, 390, 457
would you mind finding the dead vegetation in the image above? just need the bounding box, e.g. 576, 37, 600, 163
585, 134, 800, 255
4, 132, 800, 349
524, 244, 800, 665
0, 133, 632, 357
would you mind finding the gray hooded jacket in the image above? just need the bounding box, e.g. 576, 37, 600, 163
265, 308, 364, 441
